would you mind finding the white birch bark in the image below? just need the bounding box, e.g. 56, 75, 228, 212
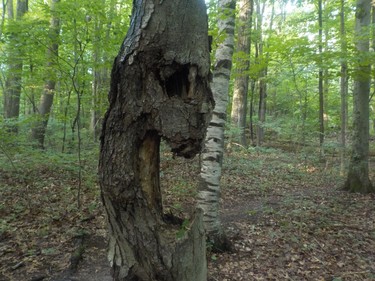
197, 0, 236, 250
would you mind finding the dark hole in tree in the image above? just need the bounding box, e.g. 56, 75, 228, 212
165, 66, 189, 98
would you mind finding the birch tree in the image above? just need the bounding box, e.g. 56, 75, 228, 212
197, 0, 236, 251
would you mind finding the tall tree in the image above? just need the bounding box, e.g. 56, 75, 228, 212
31, 0, 60, 148
99, 0, 214, 280
197, 0, 236, 251
231, 0, 252, 146
254, 0, 274, 146
318, 0, 325, 157
339, 0, 348, 175
3, 0, 28, 131
90, 0, 116, 140
343, 0, 374, 193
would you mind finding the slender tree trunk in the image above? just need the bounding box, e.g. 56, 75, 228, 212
339, 0, 348, 175
31, 0, 60, 148
91, 0, 115, 140
323, 1, 329, 132
3, 0, 28, 131
255, 0, 273, 146
99, 1, 214, 280
197, 0, 236, 252
318, 0, 325, 157
257, 70, 266, 146
231, 0, 253, 146
91, 15, 105, 141
343, 0, 373, 193
254, 0, 263, 146
249, 79, 255, 144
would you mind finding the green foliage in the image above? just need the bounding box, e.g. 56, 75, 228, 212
1, 0, 132, 153
176, 219, 190, 239
171, 180, 197, 197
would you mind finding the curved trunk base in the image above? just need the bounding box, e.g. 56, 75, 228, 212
107, 209, 207, 281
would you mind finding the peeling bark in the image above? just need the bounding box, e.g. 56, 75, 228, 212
99, 0, 214, 280
197, 0, 236, 252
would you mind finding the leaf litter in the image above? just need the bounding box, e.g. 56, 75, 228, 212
0, 144, 375, 280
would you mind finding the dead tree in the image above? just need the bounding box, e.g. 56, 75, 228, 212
98, 0, 214, 280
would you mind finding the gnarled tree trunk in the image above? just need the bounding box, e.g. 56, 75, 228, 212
99, 0, 214, 280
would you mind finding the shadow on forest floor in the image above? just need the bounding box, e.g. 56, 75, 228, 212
1, 142, 375, 280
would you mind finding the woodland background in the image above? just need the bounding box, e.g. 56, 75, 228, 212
1, 0, 375, 280
0, 0, 374, 164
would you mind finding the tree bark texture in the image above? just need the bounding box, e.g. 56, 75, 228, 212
31, 0, 60, 148
231, 0, 253, 147
99, 0, 214, 280
197, 0, 236, 251
343, 0, 374, 193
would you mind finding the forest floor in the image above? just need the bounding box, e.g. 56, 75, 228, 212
1, 141, 375, 281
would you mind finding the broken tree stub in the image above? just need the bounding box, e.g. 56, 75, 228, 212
98, 0, 214, 280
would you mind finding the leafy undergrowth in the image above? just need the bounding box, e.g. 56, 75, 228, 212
1, 143, 375, 280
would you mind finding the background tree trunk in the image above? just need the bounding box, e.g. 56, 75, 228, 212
318, 0, 325, 157
31, 0, 60, 148
231, 0, 252, 146
90, 0, 115, 141
3, 0, 28, 132
255, 0, 273, 146
254, 0, 266, 146
197, 0, 236, 252
99, 0, 214, 280
343, 0, 373, 193
340, 0, 348, 176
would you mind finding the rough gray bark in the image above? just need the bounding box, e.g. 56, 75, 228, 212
197, 0, 236, 252
343, 0, 374, 193
99, 0, 214, 280
31, 0, 60, 148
